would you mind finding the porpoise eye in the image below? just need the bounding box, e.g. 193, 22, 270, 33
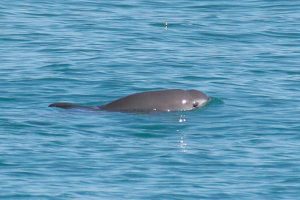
193, 102, 199, 108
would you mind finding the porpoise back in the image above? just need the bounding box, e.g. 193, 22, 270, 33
49, 89, 210, 113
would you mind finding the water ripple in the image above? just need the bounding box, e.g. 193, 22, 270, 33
1, 0, 300, 199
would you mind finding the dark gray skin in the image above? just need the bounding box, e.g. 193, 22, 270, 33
49, 89, 210, 113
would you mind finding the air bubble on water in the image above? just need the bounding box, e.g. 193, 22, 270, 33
178, 115, 186, 123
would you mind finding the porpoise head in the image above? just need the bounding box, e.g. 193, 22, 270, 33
184, 89, 210, 110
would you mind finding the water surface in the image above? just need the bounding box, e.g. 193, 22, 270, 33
1, 0, 300, 199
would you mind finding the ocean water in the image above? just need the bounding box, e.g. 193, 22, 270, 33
1, 0, 300, 199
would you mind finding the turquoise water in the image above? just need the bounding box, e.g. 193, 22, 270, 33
1, 0, 300, 199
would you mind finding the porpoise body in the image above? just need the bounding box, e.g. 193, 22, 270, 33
49, 89, 210, 113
